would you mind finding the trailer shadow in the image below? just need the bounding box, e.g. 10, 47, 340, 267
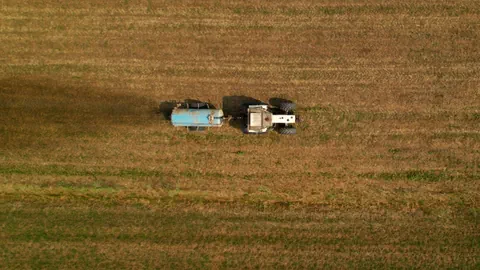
157, 101, 178, 120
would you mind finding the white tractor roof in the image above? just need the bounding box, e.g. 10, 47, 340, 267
250, 112, 262, 127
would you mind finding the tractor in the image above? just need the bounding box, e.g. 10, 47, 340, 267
168, 99, 298, 134
244, 101, 297, 134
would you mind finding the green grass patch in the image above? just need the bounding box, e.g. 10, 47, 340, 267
52, 179, 116, 190
359, 170, 457, 182
0, 164, 237, 182
432, 132, 480, 140
226, 4, 480, 17
301, 106, 330, 113
5, 64, 98, 75
0, 164, 168, 179
388, 148, 401, 154
1, 200, 478, 268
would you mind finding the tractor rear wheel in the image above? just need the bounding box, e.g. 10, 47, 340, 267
279, 102, 296, 113
278, 127, 296, 135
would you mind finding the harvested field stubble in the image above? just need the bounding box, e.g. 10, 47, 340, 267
0, 0, 479, 268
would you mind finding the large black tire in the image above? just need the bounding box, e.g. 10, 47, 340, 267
279, 102, 296, 113
189, 102, 207, 109
278, 127, 296, 135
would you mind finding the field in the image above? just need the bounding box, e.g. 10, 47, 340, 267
1, 0, 479, 268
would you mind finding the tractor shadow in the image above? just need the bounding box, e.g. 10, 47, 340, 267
269, 97, 294, 108
222, 96, 264, 131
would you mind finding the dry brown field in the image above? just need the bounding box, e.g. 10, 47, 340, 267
1, 0, 479, 268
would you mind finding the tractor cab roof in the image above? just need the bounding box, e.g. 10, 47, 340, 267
247, 105, 272, 132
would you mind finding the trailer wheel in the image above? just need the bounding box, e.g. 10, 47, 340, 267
188, 126, 206, 131
279, 102, 296, 113
278, 127, 296, 135
189, 102, 207, 109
